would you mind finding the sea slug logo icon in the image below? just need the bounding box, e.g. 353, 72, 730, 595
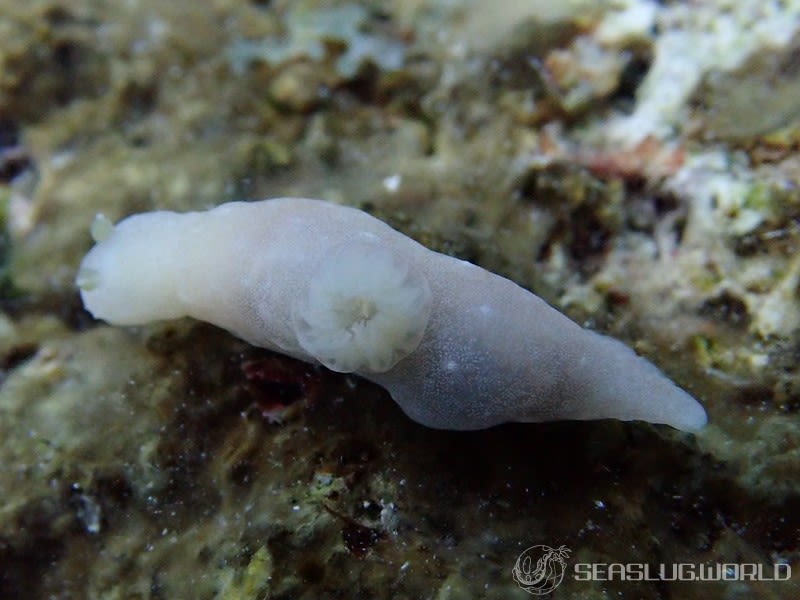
512, 544, 571, 595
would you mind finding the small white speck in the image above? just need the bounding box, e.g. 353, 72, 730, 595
594, 499, 605, 510
479, 304, 492, 315
292, 504, 300, 511
382, 174, 402, 193
445, 360, 458, 371
50, 150, 75, 169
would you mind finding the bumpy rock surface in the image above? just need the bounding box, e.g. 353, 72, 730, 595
1, 1, 798, 598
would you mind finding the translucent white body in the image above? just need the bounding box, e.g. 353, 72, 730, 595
77, 198, 707, 431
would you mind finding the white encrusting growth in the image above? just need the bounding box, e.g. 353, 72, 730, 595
77, 198, 707, 432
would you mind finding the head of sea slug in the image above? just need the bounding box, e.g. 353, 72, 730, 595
291, 237, 432, 373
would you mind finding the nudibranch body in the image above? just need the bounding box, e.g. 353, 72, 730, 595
77, 198, 707, 432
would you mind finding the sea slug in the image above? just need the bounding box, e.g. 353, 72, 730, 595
76, 198, 707, 432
